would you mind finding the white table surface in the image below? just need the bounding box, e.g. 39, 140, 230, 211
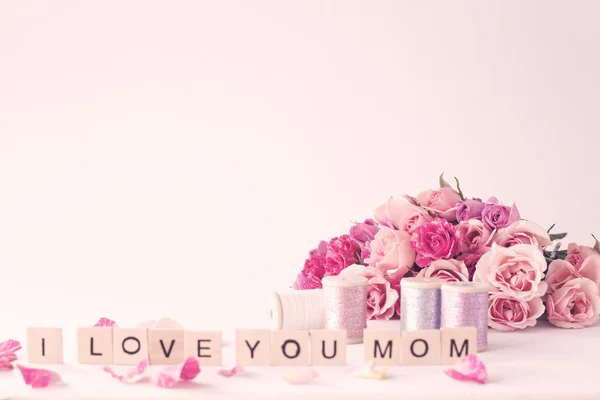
1, 320, 599, 400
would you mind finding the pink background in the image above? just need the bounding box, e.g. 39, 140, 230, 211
1, 1, 599, 336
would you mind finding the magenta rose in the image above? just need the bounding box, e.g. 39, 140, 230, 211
474, 243, 548, 300
324, 235, 359, 276
488, 293, 544, 331
481, 197, 521, 229
416, 188, 462, 222
546, 256, 600, 294
411, 218, 461, 268
566, 243, 600, 268
365, 226, 415, 279
456, 198, 485, 222
386, 274, 402, 317
374, 196, 432, 233
416, 259, 469, 282
546, 278, 600, 328
490, 220, 551, 249
292, 272, 322, 290
338, 265, 399, 320
301, 240, 328, 279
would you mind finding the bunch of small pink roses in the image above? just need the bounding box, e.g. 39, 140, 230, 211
293, 175, 600, 331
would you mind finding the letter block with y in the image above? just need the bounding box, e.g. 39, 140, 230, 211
441, 327, 477, 365
363, 329, 401, 366
235, 329, 271, 366
149, 329, 184, 365
310, 329, 346, 366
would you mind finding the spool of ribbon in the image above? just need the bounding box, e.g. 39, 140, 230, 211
322, 275, 368, 344
400, 277, 443, 331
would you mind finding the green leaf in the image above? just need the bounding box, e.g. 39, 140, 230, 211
547, 224, 556, 233
593, 234, 600, 252
549, 232, 568, 241
454, 177, 465, 200
439, 173, 452, 188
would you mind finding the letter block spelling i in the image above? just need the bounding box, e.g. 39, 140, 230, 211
77, 327, 113, 364
113, 328, 149, 365
184, 331, 222, 366
27, 327, 63, 364
363, 329, 401, 366
310, 329, 346, 366
271, 330, 310, 366
235, 329, 271, 366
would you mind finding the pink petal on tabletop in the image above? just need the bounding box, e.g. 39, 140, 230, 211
0, 340, 22, 357
136, 320, 157, 329
444, 355, 487, 384
217, 365, 245, 377
179, 357, 200, 380
153, 318, 184, 329
283, 369, 319, 385
0, 357, 14, 370
348, 361, 389, 380
94, 318, 118, 327
103, 359, 148, 383
16, 364, 62, 388
152, 357, 200, 388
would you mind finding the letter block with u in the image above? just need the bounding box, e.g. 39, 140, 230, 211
310, 329, 346, 366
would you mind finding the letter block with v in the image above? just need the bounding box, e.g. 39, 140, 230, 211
149, 329, 185, 365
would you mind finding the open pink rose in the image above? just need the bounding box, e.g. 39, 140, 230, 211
488, 293, 544, 331
374, 196, 432, 233
411, 218, 461, 268
546, 278, 600, 328
416, 188, 462, 222
365, 227, 415, 279
456, 220, 493, 253
481, 197, 521, 230
474, 244, 548, 300
417, 259, 469, 282
456, 198, 485, 222
324, 235, 359, 276
546, 256, 600, 294
490, 220, 551, 249
338, 265, 399, 320
566, 243, 600, 268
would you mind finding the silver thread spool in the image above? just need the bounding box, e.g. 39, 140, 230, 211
441, 281, 489, 352
400, 277, 443, 331
322, 276, 368, 344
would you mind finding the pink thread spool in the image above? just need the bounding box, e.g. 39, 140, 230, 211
322, 276, 368, 344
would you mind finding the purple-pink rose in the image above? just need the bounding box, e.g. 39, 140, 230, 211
416, 259, 469, 282
338, 265, 399, 320
546, 278, 600, 329
481, 197, 521, 229
545, 256, 600, 294
292, 272, 322, 290
349, 219, 379, 244
324, 235, 359, 276
565, 243, 600, 268
365, 227, 415, 279
411, 218, 461, 268
488, 293, 544, 331
416, 188, 462, 222
373, 196, 432, 233
490, 220, 551, 249
474, 244, 547, 300
456, 198, 485, 222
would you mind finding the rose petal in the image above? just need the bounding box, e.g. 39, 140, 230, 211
93, 318, 118, 327
444, 355, 487, 384
217, 365, 245, 377
0, 357, 14, 370
283, 369, 319, 385
136, 320, 157, 329
103, 359, 148, 383
137, 318, 184, 330
348, 361, 389, 380
16, 364, 62, 388
0, 340, 22, 357
152, 357, 200, 388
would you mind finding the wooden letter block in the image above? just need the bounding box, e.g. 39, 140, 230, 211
149, 329, 184, 365
113, 328, 149, 365
363, 329, 401, 366
271, 330, 310, 366
184, 331, 222, 366
310, 329, 346, 366
27, 327, 63, 364
441, 327, 477, 365
401, 329, 441, 366
235, 329, 271, 366
77, 327, 113, 364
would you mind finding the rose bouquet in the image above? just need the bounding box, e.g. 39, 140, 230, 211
293, 175, 600, 330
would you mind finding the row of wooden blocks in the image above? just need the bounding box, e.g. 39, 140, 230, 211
26, 326, 477, 366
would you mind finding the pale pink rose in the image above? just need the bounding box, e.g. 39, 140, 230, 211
474, 244, 548, 300
338, 265, 399, 320
491, 220, 552, 249
456, 219, 493, 253
365, 227, 415, 279
374, 196, 432, 233
488, 293, 544, 331
416, 188, 462, 222
546, 256, 600, 294
566, 243, 600, 268
546, 278, 600, 328
417, 259, 469, 282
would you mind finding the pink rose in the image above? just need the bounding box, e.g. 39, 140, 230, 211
474, 244, 548, 300
490, 220, 552, 249
411, 218, 461, 268
457, 251, 486, 280
566, 243, 600, 268
481, 197, 521, 229
416, 259, 469, 282
292, 273, 322, 290
488, 293, 544, 331
338, 265, 399, 320
456, 198, 485, 222
349, 219, 379, 244
374, 196, 432, 233
416, 188, 462, 222
301, 240, 328, 279
365, 227, 415, 279
386, 274, 402, 317
324, 235, 359, 276
546, 256, 600, 294
546, 278, 600, 328
456, 220, 493, 253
